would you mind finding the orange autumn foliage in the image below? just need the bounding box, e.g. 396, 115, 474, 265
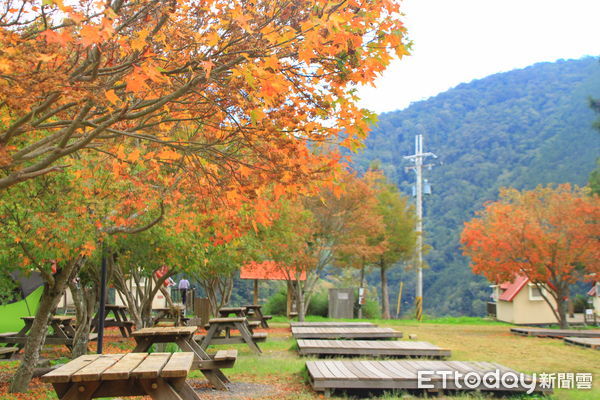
0, 0, 410, 192
461, 184, 600, 326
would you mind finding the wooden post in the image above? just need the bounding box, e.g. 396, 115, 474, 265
396, 281, 404, 319
253, 279, 259, 305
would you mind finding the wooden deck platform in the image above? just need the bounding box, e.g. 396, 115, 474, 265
510, 327, 600, 338
563, 337, 600, 350
291, 322, 377, 328
297, 340, 451, 358
292, 327, 402, 340
307, 360, 549, 395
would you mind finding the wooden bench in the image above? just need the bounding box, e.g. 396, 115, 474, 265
192, 349, 238, 371
0, 347, 19, 359
42, 352, 200, 399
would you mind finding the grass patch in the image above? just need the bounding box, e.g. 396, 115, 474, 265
271, 315, 510, 326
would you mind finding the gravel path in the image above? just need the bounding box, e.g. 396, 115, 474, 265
190, 380, 281, 399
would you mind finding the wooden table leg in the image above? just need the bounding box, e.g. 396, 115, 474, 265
255, 309, 269, 328
177, 337, 230, 388
113, 309, 128, 338
198, 370, 227, 390
140, 377, 188, 400
172, 379, 202, 399
120, 309, 133, 336
133, 337, 154, 352
50, 321, 74, 351
10, 320, 32, 349
53, 381, 100, 400
235, 321, 261, 354
176, 338, 209, 360
199, 324, 219, 350
61, 321, 77, 338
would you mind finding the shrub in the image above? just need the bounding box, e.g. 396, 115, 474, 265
307, 290, 328, 316
263, 289, 287, 316
360, 298, 381, 319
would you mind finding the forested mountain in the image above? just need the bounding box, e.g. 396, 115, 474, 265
352, 57, 600, 316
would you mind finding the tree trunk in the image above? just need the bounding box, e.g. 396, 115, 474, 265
295, 280, 306, 322
557, 286, 569, 329
68, 279, 98, 358
199, 275, 233, 316
10, 260, 80, 392
113, 264, 142, 328
535, 281, 568, 329
380, 260, 390, 319
300, 271, 320, 318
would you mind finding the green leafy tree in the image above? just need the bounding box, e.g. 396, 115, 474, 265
367, 169, 418, 319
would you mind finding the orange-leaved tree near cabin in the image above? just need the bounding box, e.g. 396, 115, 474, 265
0, 0, 409, 190
461, 185, 600, 328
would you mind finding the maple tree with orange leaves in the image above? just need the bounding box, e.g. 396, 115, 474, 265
461, 184, 600, 328
1, 0, 411, 392
247, 169, 404, 321
0, 0, 409, 192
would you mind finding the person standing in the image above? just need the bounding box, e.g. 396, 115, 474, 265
178, 278, 190, 306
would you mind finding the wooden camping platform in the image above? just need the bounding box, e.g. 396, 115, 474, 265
306, 360, 549, 395
510, 327, 600, 338
292, 327, 402, 340
297, 340, 451, 358
291, 322, 377, 328
563, 337, 600, 350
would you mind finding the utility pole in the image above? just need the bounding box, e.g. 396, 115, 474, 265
404, 134, 436, 321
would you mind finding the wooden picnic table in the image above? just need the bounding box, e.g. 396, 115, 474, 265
152, 305, 187, 326
196, 317, 266, 354
243, 304, 272, 328
0, 316, 96, 352
42, 352, 200, 399
92, 304, 135, 338
218, 307, 247, 317
132, 326, 236, 390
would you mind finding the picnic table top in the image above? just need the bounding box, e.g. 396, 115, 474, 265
104, 304, 128, 310
243, 304, 262, 309
132, 326, 198, 337
21, 315, 74, 322
153, 305, 185, 312
42, 352, 194, 383
219, 307, 245, 312
208, 317, 246, 323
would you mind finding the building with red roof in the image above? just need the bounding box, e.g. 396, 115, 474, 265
589, 282, 600, 317
490, 276, 558, 325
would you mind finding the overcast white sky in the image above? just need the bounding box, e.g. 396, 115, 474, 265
357, 0, 600, 114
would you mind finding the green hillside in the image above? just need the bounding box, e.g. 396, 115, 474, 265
352, 57, 600, 316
